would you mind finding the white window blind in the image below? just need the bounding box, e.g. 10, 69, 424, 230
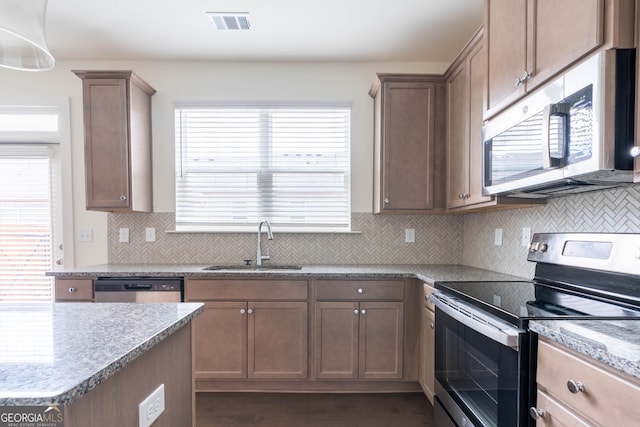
175, 105, 351, 232
0, 146, 54, 302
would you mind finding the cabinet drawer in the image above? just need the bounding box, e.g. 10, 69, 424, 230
185, 279, 308, 301
537, 339, 640, 426
422, 282, 436, 311
533, 390, 591, 427
315, 280, 404, 301
55, 278, 94, 301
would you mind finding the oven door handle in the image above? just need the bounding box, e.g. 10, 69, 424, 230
431, 293, 523, 350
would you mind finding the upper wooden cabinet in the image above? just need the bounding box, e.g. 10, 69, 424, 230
370, 74, 446, 214
484, 0, 635, 119
73, 70, 156, 212
445, 30, 544, 212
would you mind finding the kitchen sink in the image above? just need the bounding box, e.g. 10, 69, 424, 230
202, 264, 303, 271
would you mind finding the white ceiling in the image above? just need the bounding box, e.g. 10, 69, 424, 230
44, 0, 484, 63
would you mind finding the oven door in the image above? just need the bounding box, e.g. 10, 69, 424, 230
433, 295, 529, 427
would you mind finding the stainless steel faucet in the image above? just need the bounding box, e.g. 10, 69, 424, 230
256, 220, 273, 266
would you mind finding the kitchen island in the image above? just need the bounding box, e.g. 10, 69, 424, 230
0, 302, 204, 427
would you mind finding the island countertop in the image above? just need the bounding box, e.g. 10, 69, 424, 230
0, 302, 204, 407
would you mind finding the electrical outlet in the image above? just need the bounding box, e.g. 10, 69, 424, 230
78, 227, 92, 242
138, 384, 165, 427
522, 227, 532, 247
405, 228, 415, 243
119, 228, 129, 243
493, 294, 502, 307
145, 227, 156, 242
494, 228, 503, 246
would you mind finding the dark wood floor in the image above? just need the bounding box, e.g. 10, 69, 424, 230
196, 392, 435, 427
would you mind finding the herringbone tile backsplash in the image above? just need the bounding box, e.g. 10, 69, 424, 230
108, 186, 640, 275
463, 186, 640, 278
108, 212, 463, 265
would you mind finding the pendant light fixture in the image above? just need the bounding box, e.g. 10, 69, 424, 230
0, 0, 55, 71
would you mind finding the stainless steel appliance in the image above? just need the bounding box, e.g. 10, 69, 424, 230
432, 233, 640, 427
483, 50, 636, 198
94, 277, 183, 302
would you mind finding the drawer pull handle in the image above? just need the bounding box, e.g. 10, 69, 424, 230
529, 407, 545, 420
357, 287, 364, 294
567, 380, 585, 394
68, 287, 77, 293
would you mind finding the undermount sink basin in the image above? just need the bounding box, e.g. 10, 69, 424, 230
202, 264, 302, 271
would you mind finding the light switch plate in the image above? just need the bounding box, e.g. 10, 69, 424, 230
494, 228, 503, 246
145, 227, 156, 242
522, 227, 532, 247
405, 228, 415, 243
119, 228, 129, 243
78, 227, 92, 242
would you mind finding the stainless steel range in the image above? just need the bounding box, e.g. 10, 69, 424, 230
431, 233, 640, 427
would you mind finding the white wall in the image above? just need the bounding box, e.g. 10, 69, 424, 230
0, 60, 448, 267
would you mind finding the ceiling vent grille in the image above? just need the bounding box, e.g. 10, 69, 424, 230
206, 13, 252, 31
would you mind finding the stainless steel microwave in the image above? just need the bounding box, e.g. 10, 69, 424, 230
483, 49, 635, 197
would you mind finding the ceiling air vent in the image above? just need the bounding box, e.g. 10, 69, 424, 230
206, 12, 252, 31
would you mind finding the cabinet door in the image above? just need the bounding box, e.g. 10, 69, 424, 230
446, 61, 469, 209
466, 40, 493, 206
248, 301, 308, 379
81, 78, 131, 210
419, 307, 435, 404
314, 301, 359, 379
193, 301, 247, 379
381, 81, 436, 211
358, 302, 404, 379
526, 0, 603, 91
485, 0, 527, 116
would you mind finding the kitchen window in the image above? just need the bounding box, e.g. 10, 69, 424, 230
0, 106, 62, 302
175, 104, 351, 232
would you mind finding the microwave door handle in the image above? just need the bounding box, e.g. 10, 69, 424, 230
542, 104, 553, 169
542, 103, 570, 169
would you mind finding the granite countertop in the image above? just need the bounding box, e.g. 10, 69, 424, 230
46, 263, 528, 284
530, 319, 640, 381
0, 302, 204, 407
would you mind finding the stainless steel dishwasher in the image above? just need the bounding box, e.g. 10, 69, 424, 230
94, 277, 183, 302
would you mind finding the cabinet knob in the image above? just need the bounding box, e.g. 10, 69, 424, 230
68, 287, 77, 293
529, 407, 545, 420
567, 380, 585, 394
430, 322, 434, 329
119, 195, 127, 201
357, 287, 364, 294
631, 146, 640, 158
240, 309, 246, 314
384, 198, 390, 204
247, 308, 253, 315
354, 309, 360, 315
360, 309, 366, 315
458, 194, 464, 199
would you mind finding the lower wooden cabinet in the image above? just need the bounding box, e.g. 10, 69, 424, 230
186, 279, 309, 382
315, 301, 404, 380
418, 283, 436, 404
532, 338, 640, 426
54, 277, 94, 302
